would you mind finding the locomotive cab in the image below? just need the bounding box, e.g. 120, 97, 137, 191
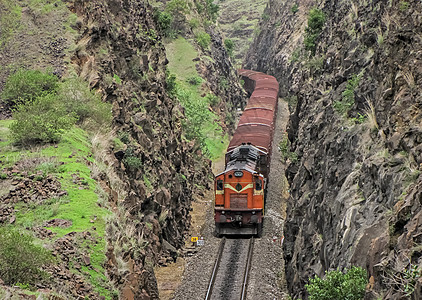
214, 145, 267, 236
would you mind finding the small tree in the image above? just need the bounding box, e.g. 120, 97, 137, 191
10, 93, 77, 145
0, 227, 53, 286
196, 32, 211, 49
306, 266, 368, 300
224, 39, 235, 57
1, 69, 58, 107
304, 8, 326, 55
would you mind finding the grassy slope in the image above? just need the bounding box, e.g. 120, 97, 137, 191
0, 120, 112, 298
165, 36, 228, 160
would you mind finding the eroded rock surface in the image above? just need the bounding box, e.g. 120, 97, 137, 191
246, 0, 422, 298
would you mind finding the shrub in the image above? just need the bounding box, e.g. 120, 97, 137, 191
189, 18, 200, 30
224, 38, 235, 57
155, 10, 173, 36
205, 93, 220, 106
10, 93, 77, 145
196, 32, 211, 49
56, 77, 111, 127
166, 71, 177, 97
305, 266, 367, 300
291, 3, 299, 14
186, 75, 203, 85
0, 227, 53, 286
334, 71, 363, 116
123, 147, 142, 171
1, 69, 58, 107
304, 8, 325, 55
205, 0, 219, 22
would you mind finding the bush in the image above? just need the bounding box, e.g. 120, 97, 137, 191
155, 10, 173, 36
10, 93, 77, 145
1, 69, 58, 107
205, 0, 219, 22
186, 75, 203, 85
205, 93, 220, 106
0, 227, 53, 286
196, 32, 211, 49
224, 39, 235, 57
306, 266, 367, 300
291, 3, 299, 14
56, 77, 111, 127
334, 72, 363, 116
304, 8, 325, 55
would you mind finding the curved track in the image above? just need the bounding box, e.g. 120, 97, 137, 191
205, 238, 254, 300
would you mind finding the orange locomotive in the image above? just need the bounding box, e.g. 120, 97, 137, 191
214, 70, 279, 236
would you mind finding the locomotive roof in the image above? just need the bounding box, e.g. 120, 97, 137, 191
217, 145, 266, 176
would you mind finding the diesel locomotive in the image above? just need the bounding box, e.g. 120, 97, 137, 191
214, 69, 279, 236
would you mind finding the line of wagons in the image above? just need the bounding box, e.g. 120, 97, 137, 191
214, 69, 279, 237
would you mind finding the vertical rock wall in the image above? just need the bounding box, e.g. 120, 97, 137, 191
70, 0, 244, 298
245, 0, 422, 298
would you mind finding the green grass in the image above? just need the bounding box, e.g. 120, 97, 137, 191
166, 37, 228, 160
0, 121, 112, 299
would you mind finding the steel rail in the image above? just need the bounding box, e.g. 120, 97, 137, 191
204, 237, 226, 300
240, 237, 254, 300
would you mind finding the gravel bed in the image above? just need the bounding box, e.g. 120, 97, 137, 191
174, 100, 290, 299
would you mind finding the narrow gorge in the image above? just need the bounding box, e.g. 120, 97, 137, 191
0, 0, 421, 299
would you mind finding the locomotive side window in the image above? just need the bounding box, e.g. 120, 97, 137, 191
217, 180, 224, 190
255, 179, 262, 190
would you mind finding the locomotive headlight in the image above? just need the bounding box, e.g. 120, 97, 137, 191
234, 171, 243, 177
222, 211, 225, 214
252, 211, 256, 214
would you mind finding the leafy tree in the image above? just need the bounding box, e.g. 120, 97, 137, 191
224, 38, 235, 57
1, 69, 58, 107
196, 32, 211, 49
56, 77, 111, 127
306, 266, 368, 300
0, 227, 53, 286
304, 8, 325, 55
10, 93, 77, 145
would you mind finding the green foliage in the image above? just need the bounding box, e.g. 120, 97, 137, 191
304, 8, 326, 55
186, 75, 203, 85
155, 10, 173, 37
166, 0, 189, 15
0, 2, 22, 49
305, 266, 367, 300
290, 49, 301, 63
0, 227, 53, 286
279, 134, 298, 163
166, 71, 177, 97
262, 13, 270, 21
334, 72, 363, 116
1, 69, 58, 107
123, 147, 142, 171
205, 0, 219, 22
399, 1, 409, 11
196, 32, 211, 49
224, 38, 235, 57
205, 93, 220, 106
291, 3, 299, 14
57, 77, 112, 127
189, 18, 200, 30
403, 264, 421, 296
350, 113, 366, 124
10, 93, 77, 145
113, 74, 122, 84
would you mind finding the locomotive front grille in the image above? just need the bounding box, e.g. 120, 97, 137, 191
230, 193, 248, 208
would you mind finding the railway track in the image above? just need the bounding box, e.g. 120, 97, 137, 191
205, 237, 254, 300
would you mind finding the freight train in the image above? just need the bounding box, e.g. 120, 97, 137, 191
214, 69, 279, 237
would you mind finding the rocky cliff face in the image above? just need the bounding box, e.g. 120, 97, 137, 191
71, 0, 243, 298
246, 0, 422, 298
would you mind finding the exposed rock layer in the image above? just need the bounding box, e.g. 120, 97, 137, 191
245, 0, 422, 298
72, 0, 244, 298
